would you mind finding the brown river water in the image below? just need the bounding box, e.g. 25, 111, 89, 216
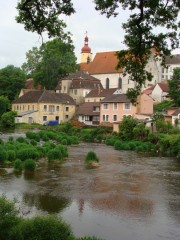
0, 142, 180, 240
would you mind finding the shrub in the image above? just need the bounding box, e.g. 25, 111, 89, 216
14, 215, 73, 240
47, 149, 62, 161
61, 139, 68, 145
30, 139, 37, 146
0, 195, 20, 240
0, 147, 8, 163
26, 131, 40, 142
85, 151, 99, 163
16, 136, 28, 143
14, 159, 23, 171
7, 150, 16, 161
17, 147, 39, 161
55, 145, 68, 158
24, 159, 36, 171
114, 140, 123, 150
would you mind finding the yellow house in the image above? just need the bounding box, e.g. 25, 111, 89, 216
12, 90, 76, 124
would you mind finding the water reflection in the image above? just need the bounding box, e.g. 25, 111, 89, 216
23, 193, 71, 213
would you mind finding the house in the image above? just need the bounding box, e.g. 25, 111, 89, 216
76, 102, 100, 126
150, 81, 169, 102
171, 108, 180, 126
55, 71, 103, 105
162, 54, 180, 81
19, 78, 42, 97
100, 92, 153, 127
12, 90, 76, 124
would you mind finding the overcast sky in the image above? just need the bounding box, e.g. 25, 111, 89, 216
0, 0, 180, 69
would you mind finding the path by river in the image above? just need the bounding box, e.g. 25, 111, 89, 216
0, 142, 179, 240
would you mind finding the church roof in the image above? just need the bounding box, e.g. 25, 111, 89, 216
80, 51, 123, 74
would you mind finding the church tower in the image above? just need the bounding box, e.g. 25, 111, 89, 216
81, 32, 92, 63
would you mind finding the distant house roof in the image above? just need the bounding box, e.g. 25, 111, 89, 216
86, 88, 118, 98
165, 54, 180, 65
101, 94, 130, 103
158, 82, 169, 92
172, 109, 180, 116
55, 71, 101, 90
13, 90, 76, 105
76, 102, 100, 116
143, 86, 155, 95
80, 51, 123, 74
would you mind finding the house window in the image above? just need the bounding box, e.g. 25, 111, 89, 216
17, 105, 19, 110
103, 115, 109, 122
103, 103, 109, 109
113, 115, 117, 122
63, 86, 66, 91
66, 107, 69, 112
65, 115, 69, 119
118, 77, 122, 89
124, 103, 131, 110
44, 105, 47, 111
56, 106, 59, 111
113, 103, 118, 110
82, 116, 84, 120
49, 105, 55, 112
74, 89, 77, 95
106, 78, 109, 89
32, 105, 34, 110
43, 116, 47, 121
28, 105, 30, 110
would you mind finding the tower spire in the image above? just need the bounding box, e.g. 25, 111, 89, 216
81, 32, 92, 64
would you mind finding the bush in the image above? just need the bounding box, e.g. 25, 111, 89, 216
85, 151, 99, 163
7, 150, 16, 161
1, 111, 17, 128
0, 195, 20, 240
26, 131, 40, 142
24, 159, 36, 171
16, 137, 28, 143
47, 149, 63, 161
15, 215, 73, 240
14, 159, 23, 171
0, 147, 8, 163
17, 148, 39, 161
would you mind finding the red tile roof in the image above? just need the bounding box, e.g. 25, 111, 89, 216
158, 83, 169, 92
101, 94, 130, 103
86, 88, 118, 98
13, 90, 75, 105
80, 51, 123, 74
76, 102, 100, 116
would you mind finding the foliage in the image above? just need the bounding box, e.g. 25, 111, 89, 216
22, 38, 78, 89
17, 147, 39, 161
168, 68, 180, 107
0, 195, 20, 240
16, 0, 75, 38
156, 120, 174, 134
14, 159, 23, 172
0, 65, 26, 101
133, 123, 149, 140
47, 149, 63, 161
7, 150, 16, 162
0, 111, 17, 128
0, 147, 8, 163
119, 116, 137, 140
85, 151, 99, 163
24, 159, 36, 171
0, 96, 10, 117
153, 100, 174, 113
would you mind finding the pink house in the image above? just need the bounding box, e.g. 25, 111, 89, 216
100, 92, 153, 128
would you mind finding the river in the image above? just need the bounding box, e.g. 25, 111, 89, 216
0, 142, 180, 240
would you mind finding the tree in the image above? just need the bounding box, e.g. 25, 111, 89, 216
16, 1, 180, 102
22, 38, 78, 89
0, 96, 10, 117
16, 0, 75, 39
0, 111, 17, 129
0, 65, 26, 101
168, 68, 180, 107
119, 115, 137, 140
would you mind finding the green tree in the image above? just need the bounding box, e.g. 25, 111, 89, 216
119, 116, 137, 140
1, 111, 17, 128
0, 96, 10, 117
22, 38, 78, 89
0, 195, 20, 240
168, 68, 180, 107
0, 65, 26, 101
153, 100, 174, 113
16, 1, 180, 102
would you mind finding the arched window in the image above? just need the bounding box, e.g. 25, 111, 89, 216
106, 78, 109, 89
118, 77, 122, 89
